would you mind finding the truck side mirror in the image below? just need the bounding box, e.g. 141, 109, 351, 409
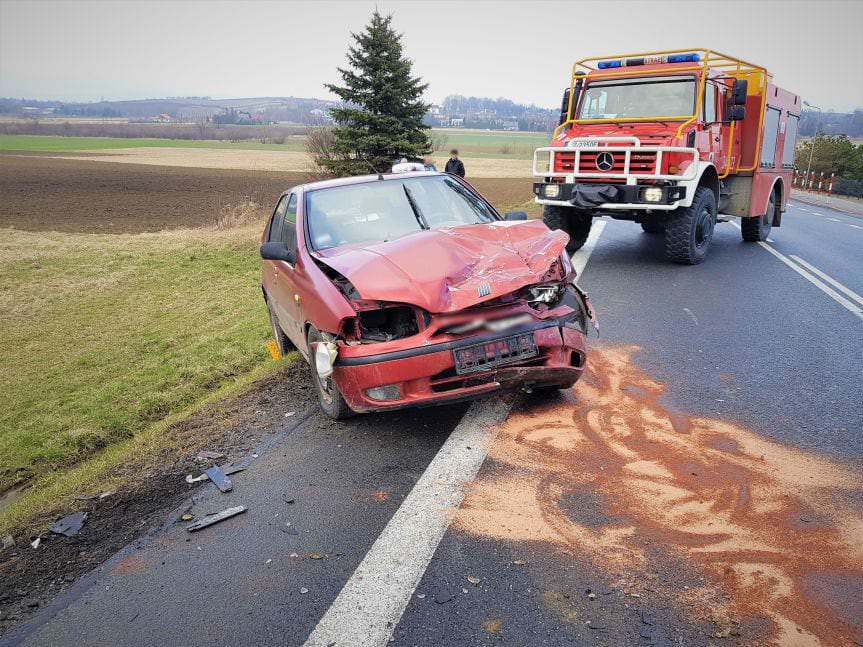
558, 87, 571, 126
729, 105, 746, 121
732, 79, 748, 106
260, 242, 295, 263
504, 210, 528, 221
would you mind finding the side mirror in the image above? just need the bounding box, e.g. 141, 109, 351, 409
260, 241, 295, 263
504, 210, 528, 221
558, 87, 571, 126
729, 105, 746, 122
732, 79, 748, 106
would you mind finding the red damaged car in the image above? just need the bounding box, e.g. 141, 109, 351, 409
260, 170, 595, 419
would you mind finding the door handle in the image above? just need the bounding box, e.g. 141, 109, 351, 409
714, 137, 720, 142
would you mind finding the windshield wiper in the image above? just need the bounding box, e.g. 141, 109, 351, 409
402, 184, 429, 230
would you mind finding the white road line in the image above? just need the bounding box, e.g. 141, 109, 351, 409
849, 224, 863, 230
727, 221, 862, 320
572, 219, 607, 277
827, 217, 842, 222
302, 398, 512, 647
788, 255, 863, 307
304, 219, 609, 647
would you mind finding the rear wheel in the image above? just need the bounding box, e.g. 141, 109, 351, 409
741, 189, 775, 242
306, 326, 354, 420
664, 186, 717, 265
542, 205, 592, 254
641, 221, 665, 234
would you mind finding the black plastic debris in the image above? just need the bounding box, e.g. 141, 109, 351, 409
49, 512, 88, 537
205, 466, 233, 493
185, 506, 246, 532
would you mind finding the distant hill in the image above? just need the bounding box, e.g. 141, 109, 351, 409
0, 94, 558, 131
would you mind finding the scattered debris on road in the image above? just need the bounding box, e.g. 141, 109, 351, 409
49, 512, 88, 537
466, 575, 481, 585
205, 466, 233, 493
1, 535, 14, 552
196, 450, 225, 461
185, 506, 246, 532
184, 463, 246, 484
74, 490, 115, 501
30, 537, 41, 549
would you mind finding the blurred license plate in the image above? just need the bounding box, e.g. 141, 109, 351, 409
453, 333, 538, 375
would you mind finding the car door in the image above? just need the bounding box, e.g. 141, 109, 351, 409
274, 193, 305, 348
262, 195, 293, 336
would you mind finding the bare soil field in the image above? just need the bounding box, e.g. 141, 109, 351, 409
0, 155, 308, 233
0, 155, 536, 234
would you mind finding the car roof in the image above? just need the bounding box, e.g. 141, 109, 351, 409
290, 171, 445, 195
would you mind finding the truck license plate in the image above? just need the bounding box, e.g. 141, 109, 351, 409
453, 333, 538, 375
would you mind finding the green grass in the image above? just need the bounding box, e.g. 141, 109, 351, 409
0, 226, 274, 493
0, 134, 307, 153
0, 128, 551, 159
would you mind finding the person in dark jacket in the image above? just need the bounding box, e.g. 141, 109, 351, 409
444, 149, 465, 178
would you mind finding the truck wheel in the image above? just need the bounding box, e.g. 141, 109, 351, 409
664, 187, 717, 265
542, 205, 592, 254
307, 326, 354, 420
641, 221, 665, 234
268, 302, 295, 356
741, 190, 775, 242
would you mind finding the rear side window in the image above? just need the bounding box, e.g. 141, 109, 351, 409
782, 114, 799, 168
760, 106, 781, 167
281, 194, 298, 250
268, 196, 288, 242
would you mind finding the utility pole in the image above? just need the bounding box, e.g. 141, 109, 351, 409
803, 101, 822, 190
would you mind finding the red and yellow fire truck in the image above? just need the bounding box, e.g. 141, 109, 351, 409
533, 48, 801, 264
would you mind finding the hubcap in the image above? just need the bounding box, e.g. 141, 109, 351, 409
694, 206, 714, 249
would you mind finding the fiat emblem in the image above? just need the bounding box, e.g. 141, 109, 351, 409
595, 151, 615, 171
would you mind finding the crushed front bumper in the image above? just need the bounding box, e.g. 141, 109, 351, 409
332, 316, 587, 413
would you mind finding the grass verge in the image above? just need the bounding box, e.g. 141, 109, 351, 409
0, 225, 274, 495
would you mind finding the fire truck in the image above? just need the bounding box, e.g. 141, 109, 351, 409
532, 49, 801, 264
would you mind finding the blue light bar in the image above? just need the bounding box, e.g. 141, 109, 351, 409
597, 53, 701, 69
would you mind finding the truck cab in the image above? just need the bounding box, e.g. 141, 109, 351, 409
533, 49, 801, 264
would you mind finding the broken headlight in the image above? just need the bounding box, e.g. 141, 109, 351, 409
524, 284, 563, 306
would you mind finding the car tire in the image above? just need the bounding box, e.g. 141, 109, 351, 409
664, 186, 717, 265
741, 189, 775, 242
268, 302, 295, 356
542, 205, 592, 254
306, 326, 354, 420
641, 221, 665, 234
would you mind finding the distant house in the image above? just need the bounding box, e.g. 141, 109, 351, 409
153, 113, 172, 123
450, 117, 464, 127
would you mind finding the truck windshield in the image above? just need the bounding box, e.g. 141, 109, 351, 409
305, 175, 498, 251
578, 75, 696, 120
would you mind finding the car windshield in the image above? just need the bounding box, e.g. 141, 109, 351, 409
306, 175, 498, 251
578, 75, 696, 120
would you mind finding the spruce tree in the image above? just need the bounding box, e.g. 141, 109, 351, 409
323, 11, 431, 176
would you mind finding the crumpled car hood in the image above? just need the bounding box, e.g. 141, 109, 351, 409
313, 220, 568, 313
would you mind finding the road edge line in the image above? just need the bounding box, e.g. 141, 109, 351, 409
788, 255, 863, 307
572, 219, 607, 278
302, 396, 514, 647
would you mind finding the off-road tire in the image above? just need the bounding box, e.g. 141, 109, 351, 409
268, 301, 295, 356
641, 221, 665, 234
664, 187, 717, 265
542, 205, 592, 254
307, 326, 354, 420
741, 189, 775, 242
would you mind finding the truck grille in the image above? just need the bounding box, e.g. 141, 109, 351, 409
552, 151, 658, 175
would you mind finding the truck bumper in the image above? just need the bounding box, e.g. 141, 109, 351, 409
533, 182, 686, 211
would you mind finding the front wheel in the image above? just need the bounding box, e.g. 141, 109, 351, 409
542, 205, 592, 254
306, 326, 354, 420
664, 187, 717, 265
741, 190, 775, 242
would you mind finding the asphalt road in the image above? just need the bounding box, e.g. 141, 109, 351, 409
4, 199, 862, 647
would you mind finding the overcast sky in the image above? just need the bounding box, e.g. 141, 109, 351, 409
1, 0, 862, 111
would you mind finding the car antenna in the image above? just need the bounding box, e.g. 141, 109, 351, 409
362, 158, 385, 180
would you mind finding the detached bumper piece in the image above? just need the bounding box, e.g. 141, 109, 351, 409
533, 182, 686, 207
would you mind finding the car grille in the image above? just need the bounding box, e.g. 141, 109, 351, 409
552, 150, 658, 175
